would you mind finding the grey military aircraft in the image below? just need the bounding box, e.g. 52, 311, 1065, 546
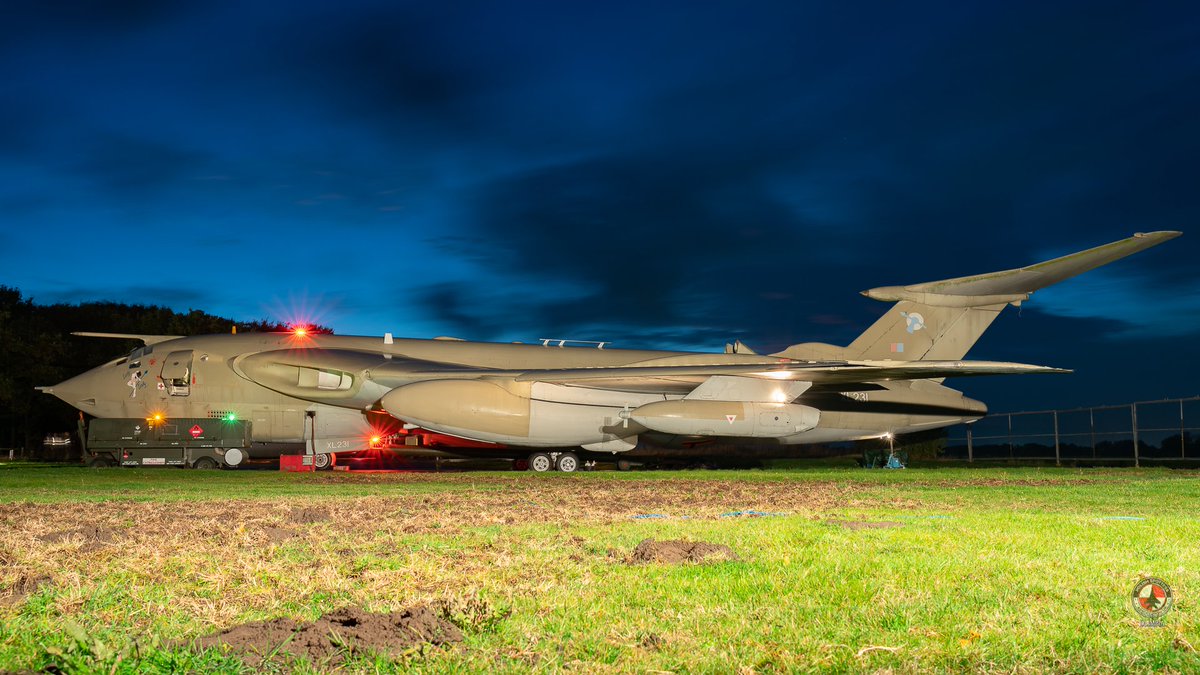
41, 231, 1179, 471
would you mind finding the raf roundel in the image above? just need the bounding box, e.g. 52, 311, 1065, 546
900, 311, 926, 334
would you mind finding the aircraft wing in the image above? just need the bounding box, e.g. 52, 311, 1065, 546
234, 348, 1067, 409
402, 359, 1069, 384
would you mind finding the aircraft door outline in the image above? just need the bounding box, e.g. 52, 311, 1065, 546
160, 350, 194, 397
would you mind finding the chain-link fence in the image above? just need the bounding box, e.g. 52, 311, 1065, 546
944, 396, 1200, 465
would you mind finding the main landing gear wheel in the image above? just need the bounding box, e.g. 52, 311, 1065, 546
555, 452, 580, 473
529, 453, 553, 472
313, 453, 334, 471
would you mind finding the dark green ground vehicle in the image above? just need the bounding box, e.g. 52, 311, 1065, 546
85, 417, 251, 469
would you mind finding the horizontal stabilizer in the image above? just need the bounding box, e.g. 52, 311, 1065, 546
862, 231, 1180, 307
72, 332, 184, 346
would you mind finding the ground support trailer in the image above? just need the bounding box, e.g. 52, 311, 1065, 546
86, 418, 251, 469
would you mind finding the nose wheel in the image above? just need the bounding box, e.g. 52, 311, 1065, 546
527, 451, 580, 472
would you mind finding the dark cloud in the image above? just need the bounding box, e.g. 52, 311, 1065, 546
70, 134, 212, 197
240, 5, 494, 141
0, 2, 187, 45
417, 148, 878, 348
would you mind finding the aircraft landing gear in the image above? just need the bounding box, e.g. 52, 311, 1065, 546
529, 453, 553, 472
526, 451, 580, 472
555, 452, 579, 473
313, 452, 335, 471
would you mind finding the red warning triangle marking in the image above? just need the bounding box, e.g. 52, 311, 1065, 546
726, 415, 737, 424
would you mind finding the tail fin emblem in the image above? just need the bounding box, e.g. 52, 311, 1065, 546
900, 312, 926, 333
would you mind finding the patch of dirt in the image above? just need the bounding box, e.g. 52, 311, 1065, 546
827, 520, 903, 530
261, 526, 297, 544
0, 573, 52, 607
639, 632, 665, 651
37, 525, 119, 550
628, 539, 739, 564
286, 507, 330, 524
193, 605, 461, 666
3, 477, 872, 540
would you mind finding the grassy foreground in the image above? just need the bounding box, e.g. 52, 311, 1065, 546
0, 465, 1197, 673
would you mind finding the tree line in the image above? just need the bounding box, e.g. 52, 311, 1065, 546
0, 286, 330, 458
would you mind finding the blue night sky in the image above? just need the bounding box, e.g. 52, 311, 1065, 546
1, 1, 1198, 412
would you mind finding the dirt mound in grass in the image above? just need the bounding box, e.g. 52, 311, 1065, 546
0, 573, 52, 607
286, 506, 330, 524
629, 539, 739, 564
260, 526, 298, 544
38, 525, 119, 550
193, 605, 461, 666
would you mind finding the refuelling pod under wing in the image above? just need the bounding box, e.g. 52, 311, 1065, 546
629, 400, 820, 438
378, 379, 643, 450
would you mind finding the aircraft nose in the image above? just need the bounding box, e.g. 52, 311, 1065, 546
40, 371, 101, 410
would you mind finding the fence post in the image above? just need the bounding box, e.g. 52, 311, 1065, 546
1182, 399, 1187, 461
1090, 408, 1096, 460
1053, 411, 1061, 467
967, 425, 974, 463
1131, 403, 1139, 468
1008, 414, 1014, 461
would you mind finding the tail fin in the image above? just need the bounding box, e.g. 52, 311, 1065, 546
843, 231, 1180, 361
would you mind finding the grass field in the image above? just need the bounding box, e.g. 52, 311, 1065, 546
1, 464, 1197, 673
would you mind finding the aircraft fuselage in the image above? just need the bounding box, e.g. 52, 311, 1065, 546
46, 332, 986, 456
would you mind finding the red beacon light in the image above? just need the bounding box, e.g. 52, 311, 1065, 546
293, 326, 309, 337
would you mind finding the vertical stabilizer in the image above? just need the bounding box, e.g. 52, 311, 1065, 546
846, 301, 1006, 361
840, 231, 1179, 361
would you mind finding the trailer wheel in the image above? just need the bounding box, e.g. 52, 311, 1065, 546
193, 456, 219, 470
87, 456, 113, 468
